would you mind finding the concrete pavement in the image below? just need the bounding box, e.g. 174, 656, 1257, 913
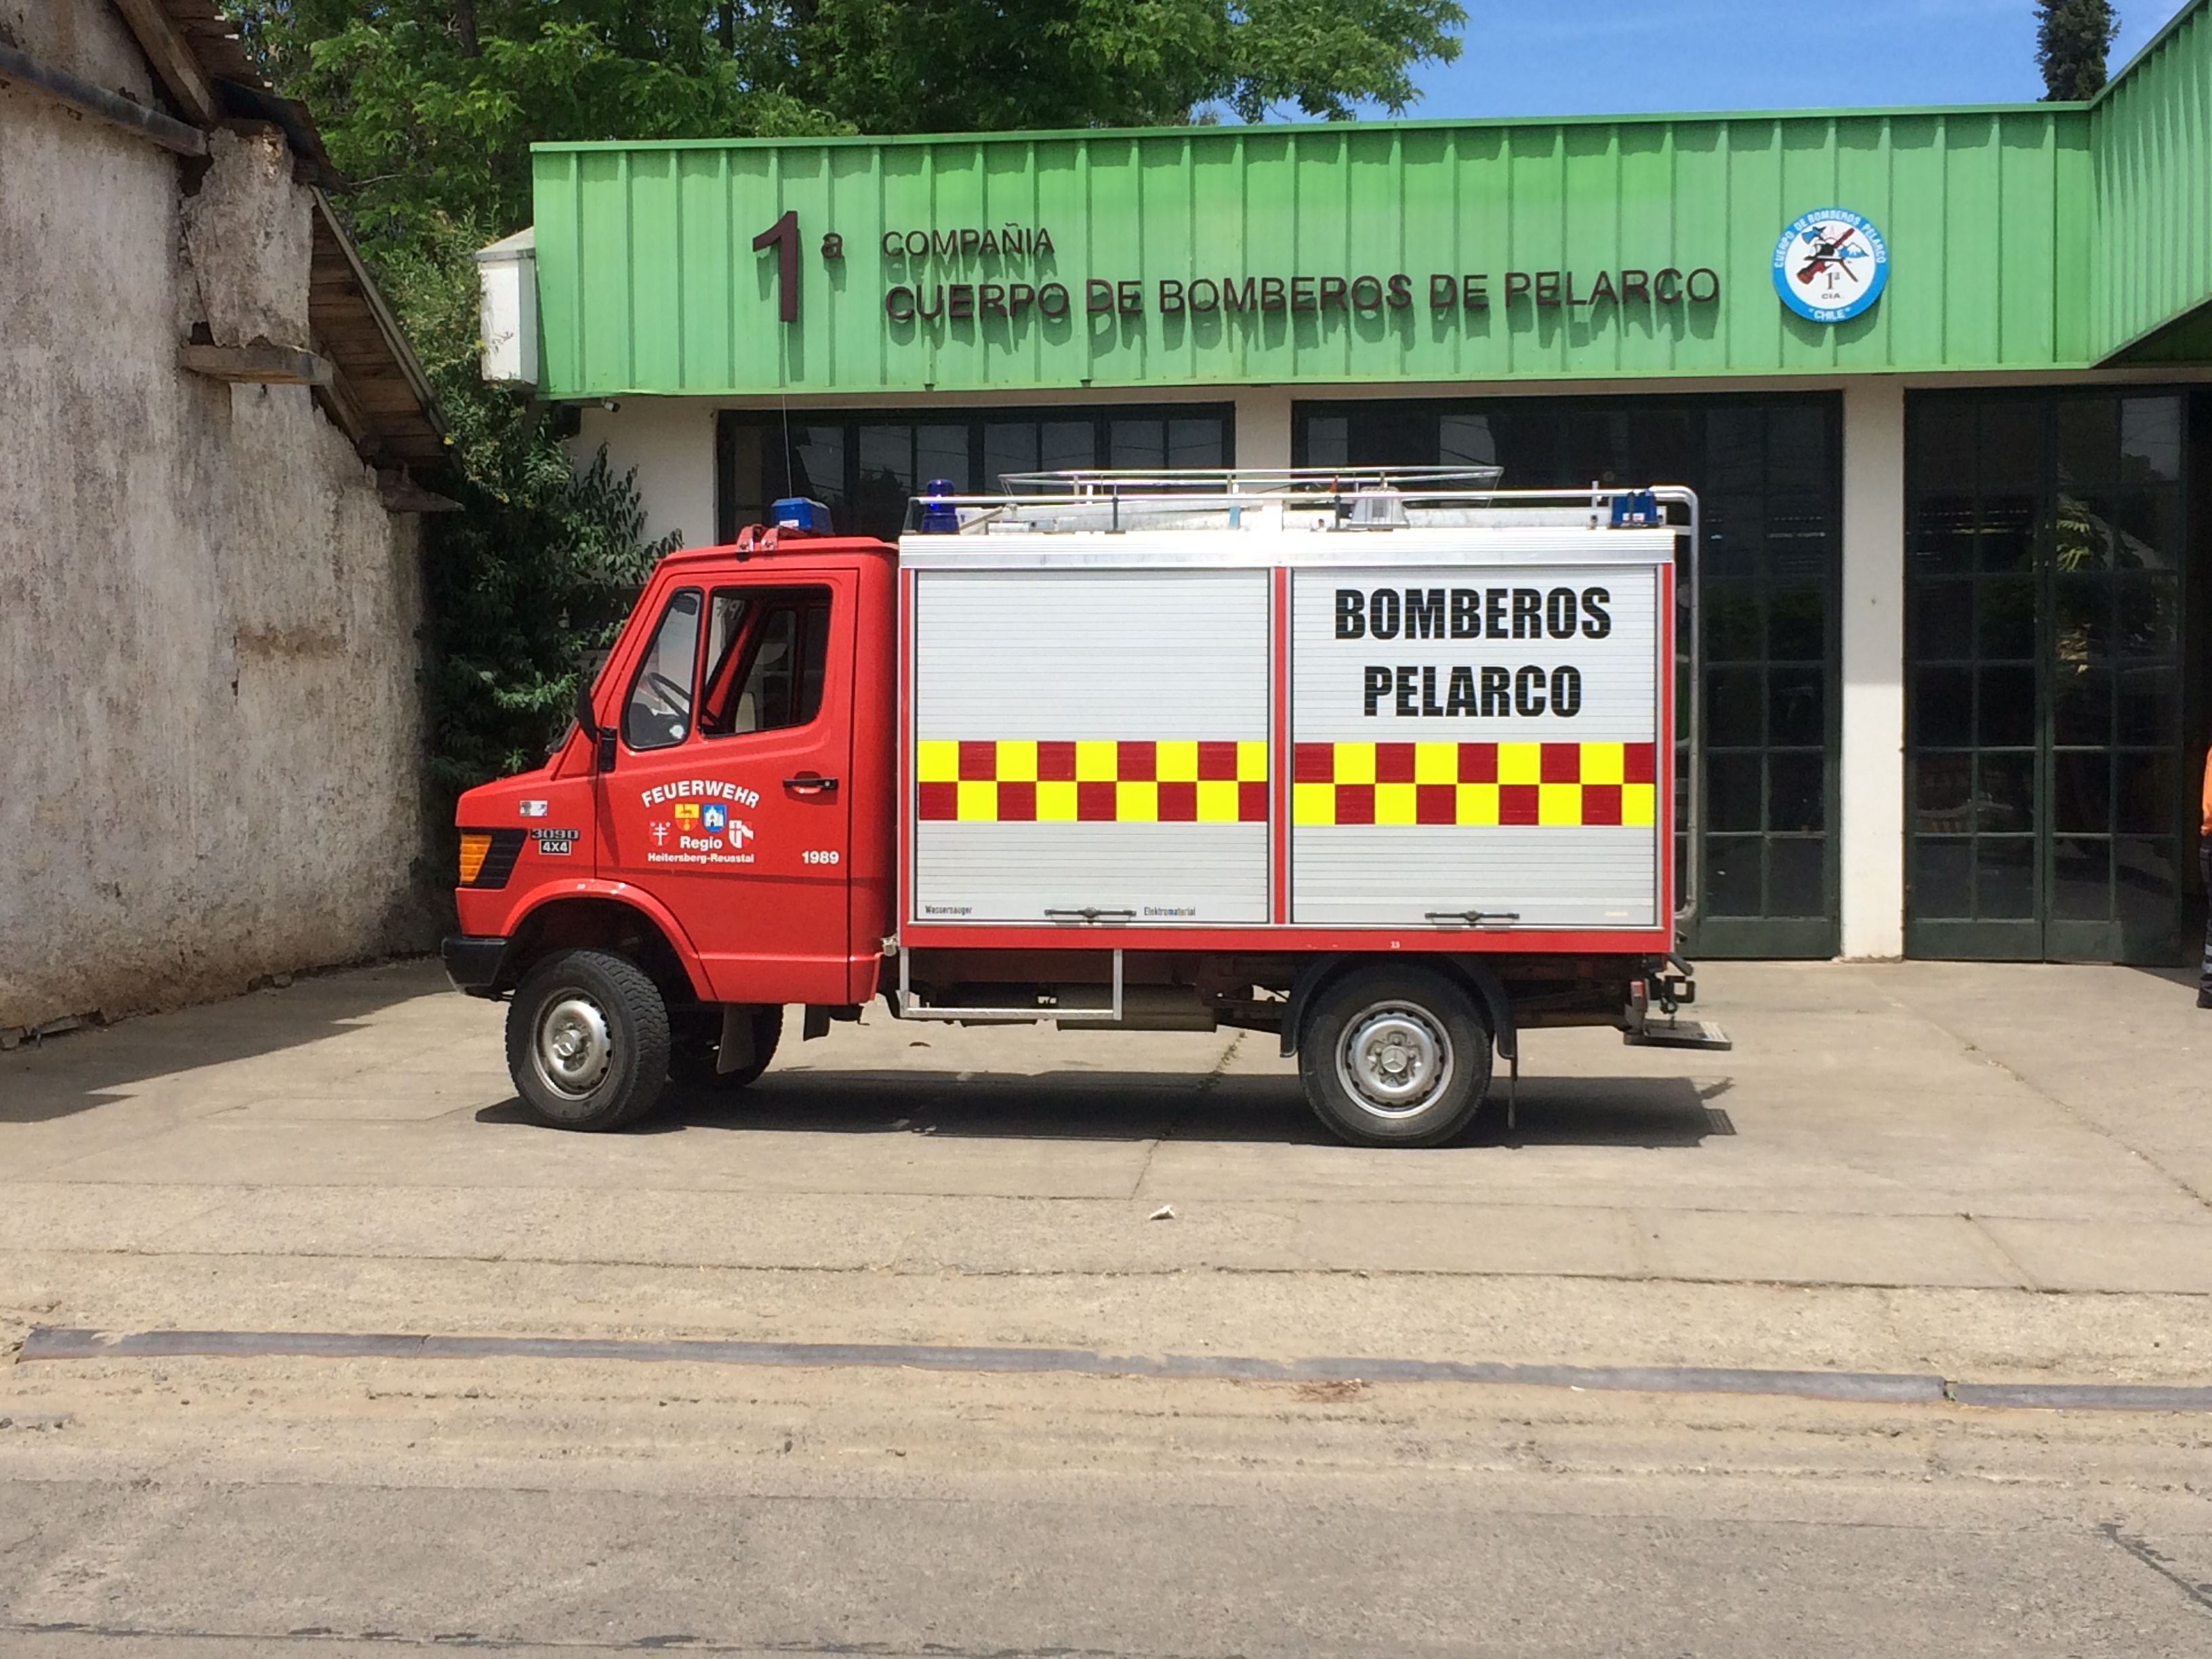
2, 957, 2210, 1380
5, 958, 2212, 1655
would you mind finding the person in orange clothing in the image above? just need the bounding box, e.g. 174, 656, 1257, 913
2202, 743, 2212, 1008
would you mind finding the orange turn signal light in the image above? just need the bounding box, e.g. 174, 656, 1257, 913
458, 832, 491, 885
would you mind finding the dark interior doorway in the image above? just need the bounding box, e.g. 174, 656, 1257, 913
1904, 390, 2204, 963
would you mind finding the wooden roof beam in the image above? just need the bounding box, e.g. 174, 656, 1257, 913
306, 351, 375, 458
109, 0, 222, 128
179, 343, 332, 385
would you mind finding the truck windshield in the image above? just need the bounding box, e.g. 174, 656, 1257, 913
621, 588, 701, 751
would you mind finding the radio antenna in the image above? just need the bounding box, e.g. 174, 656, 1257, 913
781, 392, 795, 499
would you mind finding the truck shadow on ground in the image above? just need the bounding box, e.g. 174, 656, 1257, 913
485, 1069, 1727, 1149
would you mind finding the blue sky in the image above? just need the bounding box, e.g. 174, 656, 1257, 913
1395, 0, 2191, 119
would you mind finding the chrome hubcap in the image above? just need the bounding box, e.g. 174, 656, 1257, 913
1336, 1002, 1452, 1118
533, 995, 612, 1099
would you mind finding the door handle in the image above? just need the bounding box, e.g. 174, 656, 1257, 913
783, 773, 838, 794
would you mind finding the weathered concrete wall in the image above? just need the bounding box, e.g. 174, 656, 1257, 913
0, 0, 434, 1031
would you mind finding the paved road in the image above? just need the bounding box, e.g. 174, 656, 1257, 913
3, 958, 2211, 1654
4, 1354, 2211, 1657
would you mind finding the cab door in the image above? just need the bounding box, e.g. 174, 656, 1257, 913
597, 572, 855, 1004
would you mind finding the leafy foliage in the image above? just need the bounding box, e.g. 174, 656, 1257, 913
234, 2, 843, 271
790, 0, 1466, 131
365, 214, 681, 796
426, 443, 676, 792
2036, 0, 2118, 100
231, 0, 1464, 806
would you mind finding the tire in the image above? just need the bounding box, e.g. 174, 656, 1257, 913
1297, 964, 1491, 1148
669, 1004, 784, 1092
504, 949, 672, 1131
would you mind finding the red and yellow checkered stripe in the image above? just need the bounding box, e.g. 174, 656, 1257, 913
1292, 741, 1656, 827
916, 740, 1269, 823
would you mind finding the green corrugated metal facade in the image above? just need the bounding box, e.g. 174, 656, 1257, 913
2094, 0, 2212, 360
531, 1, 2211, 400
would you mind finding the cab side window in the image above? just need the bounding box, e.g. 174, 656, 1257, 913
621, 588, 702, 751
700, 586, 834, 737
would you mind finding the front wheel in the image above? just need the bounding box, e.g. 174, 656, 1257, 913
505, 949, 671, 1131
1298, 965, 1490, 1148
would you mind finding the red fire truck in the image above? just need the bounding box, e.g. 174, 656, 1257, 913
444, 470, 1725, 1148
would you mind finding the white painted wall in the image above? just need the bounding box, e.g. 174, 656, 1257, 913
0, 0, 431, 1030
1838, 377, 1908, 959
575, 398, 718, 550
1232, 386, 1293, 468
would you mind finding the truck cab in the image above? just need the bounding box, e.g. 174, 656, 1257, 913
445, 471, 1722, 1147
446, 529, 897, 1117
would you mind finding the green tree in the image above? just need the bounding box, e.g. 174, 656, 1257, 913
237, 1, 838, 258
242, 0, 1465, 242
788, 0, 1466, 131
2036, 0, 2118, 100
232, 0, 1465, 817
369, 216, 679, 793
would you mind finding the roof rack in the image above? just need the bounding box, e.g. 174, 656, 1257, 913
902, 468, 1694, 537
996, 465, 1503, 494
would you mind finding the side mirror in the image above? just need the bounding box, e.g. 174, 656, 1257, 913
574, 681, 618, 774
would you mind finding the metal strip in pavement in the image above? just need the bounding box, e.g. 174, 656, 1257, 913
19, 1326, 2206, 1409
1948, 1381, 2212, 1411
14, 1325, 1944, 1403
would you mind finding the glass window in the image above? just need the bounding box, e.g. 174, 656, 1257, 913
916, 423, 970, 491
1040, 419, 1096, 472
701, 586, 834, 737
1109, 418, 1166, 468
1904, 390, 2194, 961
1168, 417, 1225, 468
718, 408, 1228, 540
1305, 415, 1349, 466
2055, 401, 2116, 489
623, 588, 702, 752
854, 424, 914, 536
984, 423, 1037, 489
787, 424, 845, 512
699, 591, 752, 721
2121, 396, 2182, 485
1437, 415, 1496, 468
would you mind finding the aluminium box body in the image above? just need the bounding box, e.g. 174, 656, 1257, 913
898, 524, 1676, 956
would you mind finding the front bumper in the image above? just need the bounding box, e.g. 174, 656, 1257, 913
441, 935, 510, 997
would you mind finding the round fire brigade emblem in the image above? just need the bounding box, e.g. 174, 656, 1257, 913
1772, 208, 1887, 324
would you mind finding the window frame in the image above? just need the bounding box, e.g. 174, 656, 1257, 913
619, 586, 705, 754
697, 582, 837, 741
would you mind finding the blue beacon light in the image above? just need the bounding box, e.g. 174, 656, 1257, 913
917, 478, 960, 534
771, 496, 832, 534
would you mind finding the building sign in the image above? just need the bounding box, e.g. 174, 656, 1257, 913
534, 116, 2093, 396
809, 219, 1720, 333
1771, 209, 1888, 324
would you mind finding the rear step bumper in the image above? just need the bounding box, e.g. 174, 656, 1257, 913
1624, 1017, 1732, 1051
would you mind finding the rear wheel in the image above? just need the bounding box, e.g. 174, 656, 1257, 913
1298, 965, 1490, 1148
506, 949, 670, 1131
670, 1004, 783, 1091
